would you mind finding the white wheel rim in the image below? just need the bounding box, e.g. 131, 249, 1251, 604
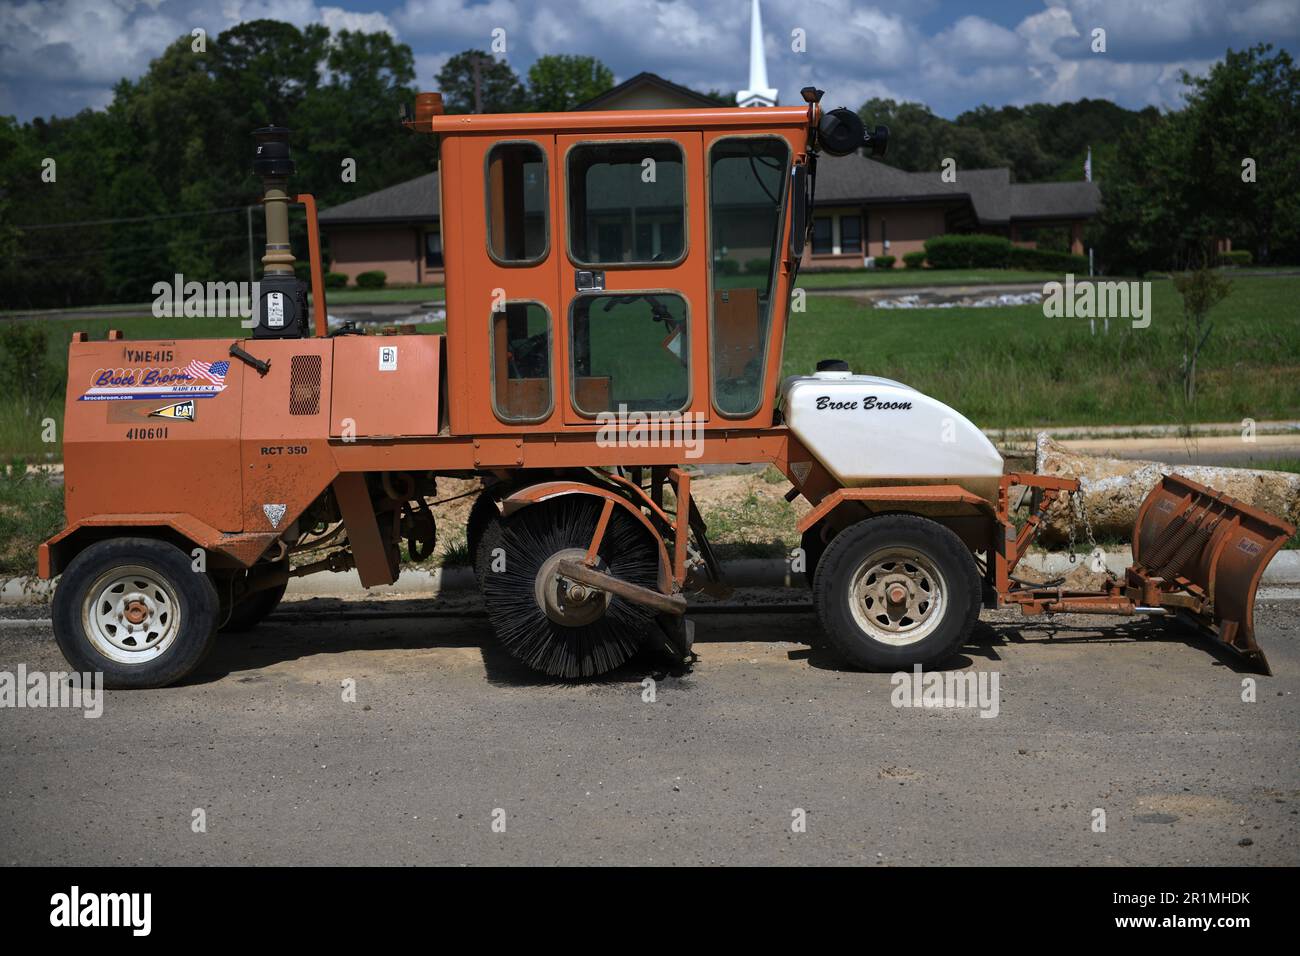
847, 547, 947, 647
81, 564, 182, 665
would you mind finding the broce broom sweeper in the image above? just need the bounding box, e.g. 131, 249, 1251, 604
39, 90, 1295, 687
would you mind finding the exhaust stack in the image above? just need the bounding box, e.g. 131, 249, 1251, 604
251, 126, 308, 338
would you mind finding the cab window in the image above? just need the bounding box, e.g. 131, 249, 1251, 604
569, 292, 689, 415
491, 302, 552, 422
568, 142, 686, 266
486, 142, 548, 264
708, 136, 790, 417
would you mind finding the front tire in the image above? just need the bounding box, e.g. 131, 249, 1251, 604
220, 578, 287, 633
52, 537, 220, 688
813, 515, 980, 670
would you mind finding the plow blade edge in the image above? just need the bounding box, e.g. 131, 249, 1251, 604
1131, 474, 1296, 674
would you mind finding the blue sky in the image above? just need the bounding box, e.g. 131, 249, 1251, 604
2, 0, 1297, 122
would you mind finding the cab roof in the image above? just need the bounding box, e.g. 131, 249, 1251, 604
421, 105, 814, 137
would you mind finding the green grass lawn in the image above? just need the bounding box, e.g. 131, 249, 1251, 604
3, 276, 1298, 459
0, 465, 63, 576
322, 285, 443, 304
796, 268, 1063, 289
783, 275, 1300, 430
715, 267, 1063, 293
0, 285, 443, 318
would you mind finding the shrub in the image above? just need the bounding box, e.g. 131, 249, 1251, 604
355, 270, 387, 289
324, 272, 349, 288
1007, 245, 1090, 273
903, 251, 927, 269
873, 255, 896, 270
715, 258, 740, 276
744, 257, 771, 275
923, 234, 1011, 269
1219, 249, 1252, 266
0, 325, 57, 402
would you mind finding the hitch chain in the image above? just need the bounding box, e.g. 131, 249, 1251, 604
1066, 480, 1098, 564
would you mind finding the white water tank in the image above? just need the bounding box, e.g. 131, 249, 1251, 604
781, 369, 1004, 499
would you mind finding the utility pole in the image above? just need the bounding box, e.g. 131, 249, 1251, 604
471, 55, 485, 114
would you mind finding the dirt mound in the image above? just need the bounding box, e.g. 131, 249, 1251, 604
1034, 433, 1300, 546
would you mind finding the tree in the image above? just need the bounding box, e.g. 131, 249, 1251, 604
526, 55, 613, 112
1173, 267, 1232, 407
857, 96, 1157, 185
0, 19, 437, 308
296, 29, 432, 208
436, 50, 526, 114
207, 19, 330, 129
1096, 44, 1300, 273
1178, 45, 1300, 265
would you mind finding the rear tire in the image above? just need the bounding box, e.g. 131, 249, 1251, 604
813, 514, 980, 670
52, 537, 220, 688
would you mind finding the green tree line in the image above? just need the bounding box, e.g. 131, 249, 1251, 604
2, 20, 1295, 309
0, 22, 624, 309
859, 44, 1300, 272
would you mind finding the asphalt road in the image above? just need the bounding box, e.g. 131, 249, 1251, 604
2, 592, 1297, 866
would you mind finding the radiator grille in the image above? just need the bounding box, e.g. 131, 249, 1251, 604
289, 354, 321, 415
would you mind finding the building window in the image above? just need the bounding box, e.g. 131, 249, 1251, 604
839, 214, 862, 253
486, 142, 548, 265
491, 302, 552, 423
568, 141, 685, 266
425, 230, 443, 268
569, 292, 689, 415
812, 216, 833, 255
708, 136, 789, 417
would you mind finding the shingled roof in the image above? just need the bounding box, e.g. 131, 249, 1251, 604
1010, 180, 1103, 220
814, 154, 1097, 224
576, 72, 721, 110
318, 152, 1100, 227
318, 171, 439, 224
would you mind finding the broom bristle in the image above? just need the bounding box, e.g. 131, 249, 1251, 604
483, 497, 661, 678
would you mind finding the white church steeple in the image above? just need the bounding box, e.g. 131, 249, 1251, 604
736, 0, 778, 108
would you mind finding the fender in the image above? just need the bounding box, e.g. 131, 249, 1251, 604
798, 484, 996, 535
40, 514, 280, 579
502, 481, 675, 594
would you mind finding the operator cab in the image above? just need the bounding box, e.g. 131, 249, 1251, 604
410, 98, 819, 435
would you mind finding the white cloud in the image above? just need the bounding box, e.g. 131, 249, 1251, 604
320, 6, 397, 34
934, 16, 1025, 63
0, 0, 1295, 122
0, 0, 405, 119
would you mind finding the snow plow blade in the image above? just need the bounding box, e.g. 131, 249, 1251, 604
1130, 474, 1296, 674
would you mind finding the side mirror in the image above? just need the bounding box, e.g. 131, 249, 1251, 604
816, 108, 889, 159
865, 124, 889, 158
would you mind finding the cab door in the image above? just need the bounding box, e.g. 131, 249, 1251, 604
450, 134, 563, 435
555, 132, 709, 426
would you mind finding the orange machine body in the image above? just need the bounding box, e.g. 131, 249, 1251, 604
41, 100, 1292, 675
43, 104, 821, 583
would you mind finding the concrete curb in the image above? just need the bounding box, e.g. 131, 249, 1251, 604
5, 550, 1299, 606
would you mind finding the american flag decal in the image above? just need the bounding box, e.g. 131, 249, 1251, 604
184, 359, 229, 385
